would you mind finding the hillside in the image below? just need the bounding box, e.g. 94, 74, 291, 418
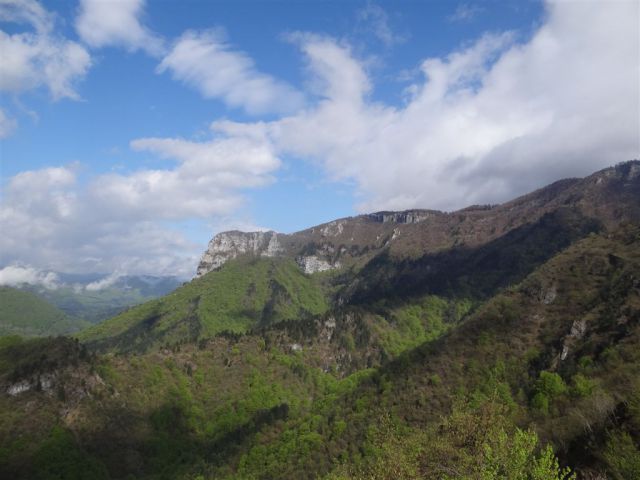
196, 161, 640, 278
1, 227, 638, 479
78, 162, 638, 355
20, 275, 182, 324
0, 161, 639, 479
78, 257, 330, 353
0, 287, 90, 337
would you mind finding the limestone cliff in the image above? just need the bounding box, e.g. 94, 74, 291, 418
196, 231, 282, 277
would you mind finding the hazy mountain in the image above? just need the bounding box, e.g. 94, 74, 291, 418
13, 274, 183, 325
0, 287, 90, 337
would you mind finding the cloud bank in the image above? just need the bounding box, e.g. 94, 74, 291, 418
0, 265, 60, 289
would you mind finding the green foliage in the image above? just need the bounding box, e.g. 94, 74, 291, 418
0, 287, 89, 337
571, 373, 596, 397
79, 257, 330, 352
531, 392, 550, 414
2, 222, 640, 479
477, 429, 575, 480
531, 371, 567, 413
372, 295, 466, 356
32, 426, 108, 480
603, 432, 640, 480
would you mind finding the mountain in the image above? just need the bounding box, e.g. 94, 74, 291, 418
16, 274, 183, 325
78, 257, 330, 353
196, 160, 639, 277
80, 161, 639, 354
0, 287, 90, 336
1, 161, 639, 480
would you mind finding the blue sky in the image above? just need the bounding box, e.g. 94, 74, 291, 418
0, 0, 638, 280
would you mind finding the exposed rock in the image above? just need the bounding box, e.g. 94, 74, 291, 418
7, 380, 31, 396
542, 284, 557, 304
196, 231, 282, 276
296, 255, 339, 274
319, 220, 345, 237
367, 210, 438, 224
560, 318, 588, 361
6, 373, 54, 396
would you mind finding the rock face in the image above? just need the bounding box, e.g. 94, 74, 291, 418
366, 210, 439, 224
196, 231, 282, 277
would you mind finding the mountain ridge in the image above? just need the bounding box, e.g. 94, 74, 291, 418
196, 160, 640, 277
1, 161, 639, 479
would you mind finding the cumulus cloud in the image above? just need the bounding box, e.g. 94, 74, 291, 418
0, 265, 59, 289
157, 29, 304, 115
0, 167, 200, 277
219, 0, 640, 212
0, 128, 281, 276
0, 0, 91, 100
75, 0, 164, 55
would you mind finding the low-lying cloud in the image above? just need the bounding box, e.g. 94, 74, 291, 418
0, 265, 60, 289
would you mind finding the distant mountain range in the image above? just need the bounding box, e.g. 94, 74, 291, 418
0, 273, 182, 336
1, 161, 639, 479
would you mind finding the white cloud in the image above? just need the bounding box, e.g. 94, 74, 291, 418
0, 108, 17, 138
0, 0, 91, 100
448, 3, 483, 23
75, 0, 163, 55
0, 129, 281, 276
0, 265, 59, 289
356, 3, 405, 47
219, 0, 639, 212
85, 272, 122, 291
0, 167, 200, 277
157, 29, 304, 115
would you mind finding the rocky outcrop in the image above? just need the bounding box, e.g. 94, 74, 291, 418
296, 255, 340, 274
196, 231, 282, 277
366, 210, 439, 224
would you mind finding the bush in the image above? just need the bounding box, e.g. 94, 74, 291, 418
537, 371, 567, 397
603, 431, 640, 480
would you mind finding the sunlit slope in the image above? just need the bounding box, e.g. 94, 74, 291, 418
78, 257, 330, 352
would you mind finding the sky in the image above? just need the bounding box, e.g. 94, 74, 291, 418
0, 0, 638, 280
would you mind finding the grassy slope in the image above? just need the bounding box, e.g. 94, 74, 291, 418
0, 287, 89, 337
78, 256, 330, 352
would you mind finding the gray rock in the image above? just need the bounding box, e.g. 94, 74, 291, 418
196, 230, 282, 277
